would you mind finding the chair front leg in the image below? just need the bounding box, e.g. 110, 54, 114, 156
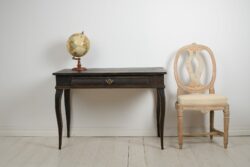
177, 105, 183, 149
224, 105, 230, 149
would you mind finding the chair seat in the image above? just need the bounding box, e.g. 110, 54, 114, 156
178, 94, 227, 105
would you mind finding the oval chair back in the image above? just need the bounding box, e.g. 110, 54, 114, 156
174, 43, 216, 95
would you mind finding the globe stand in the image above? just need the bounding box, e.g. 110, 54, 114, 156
72, 57, 87, 72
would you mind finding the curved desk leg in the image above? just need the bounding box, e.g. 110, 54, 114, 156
156, 89, 161, 137
159, 88, 165, 150
55, 89, 63, 149
64, 89, 71, 138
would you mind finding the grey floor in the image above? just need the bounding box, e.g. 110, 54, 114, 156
0, 136, 249, 167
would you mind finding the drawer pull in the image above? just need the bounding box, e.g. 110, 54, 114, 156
106, 79, 114, 85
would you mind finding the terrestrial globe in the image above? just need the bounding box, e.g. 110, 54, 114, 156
66, 32, 90, 71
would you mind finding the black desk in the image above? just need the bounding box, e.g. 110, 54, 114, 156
53, 67, 166, 149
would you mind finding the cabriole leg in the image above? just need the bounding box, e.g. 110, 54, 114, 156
210, 110, 214, 140
55, 89, 63, 149
159, 88, 165, 149
156, 89, 161, 137
64, 89, 71, 138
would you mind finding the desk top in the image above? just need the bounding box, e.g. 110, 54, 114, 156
53, 67, 166, 76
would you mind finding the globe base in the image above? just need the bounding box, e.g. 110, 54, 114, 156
72, 57, 87, 72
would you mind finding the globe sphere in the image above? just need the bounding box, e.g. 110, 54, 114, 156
66, 32, 90, 58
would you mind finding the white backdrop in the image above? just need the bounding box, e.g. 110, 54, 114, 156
0, 0, 250, 136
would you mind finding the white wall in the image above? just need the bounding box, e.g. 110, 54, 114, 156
0, 0, 250, 136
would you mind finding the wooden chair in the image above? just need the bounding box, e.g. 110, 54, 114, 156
174, 43, 230, 149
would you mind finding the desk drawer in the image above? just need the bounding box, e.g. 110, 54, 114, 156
71, 76, 153, 88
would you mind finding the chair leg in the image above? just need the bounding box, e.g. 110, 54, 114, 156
210, 110, 214, 140
224, 105, 230, 149
177, 108, 183, 149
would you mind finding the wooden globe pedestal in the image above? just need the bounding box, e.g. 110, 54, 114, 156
72, 57, 87, 72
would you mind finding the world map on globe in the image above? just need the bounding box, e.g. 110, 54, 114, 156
66, 32, 90, 58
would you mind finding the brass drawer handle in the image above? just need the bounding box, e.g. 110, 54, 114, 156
105, 79, 114, 85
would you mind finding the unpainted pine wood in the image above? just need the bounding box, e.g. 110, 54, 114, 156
0, 137, 20, 153
143, 137, 182, 167
224, 105, 230, 148
189, 137, 236, 167
170, 137, 200, 167
106, 137, 129, 167
75, 137, 101, 167
0, 137, 21, 166
0, 137, 37, 167
0, 137, 250, 167
189, 138, 224, 167
177, 108, 183, 149
37, 137, 67, 167
90, 137, 116, 167
174, 43, 216, 94
38, 137, 89, 167
57, 137, 90, 167
128, 137, 147, 167
174, 44, 230, 149
90, 137, 128, 167
210, 138, 237, 167
22, 137, 58, 167
75, 137, 128, 167
226, 137, 250, 167
210, 110, 214, 140
4, 137, 44, 167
